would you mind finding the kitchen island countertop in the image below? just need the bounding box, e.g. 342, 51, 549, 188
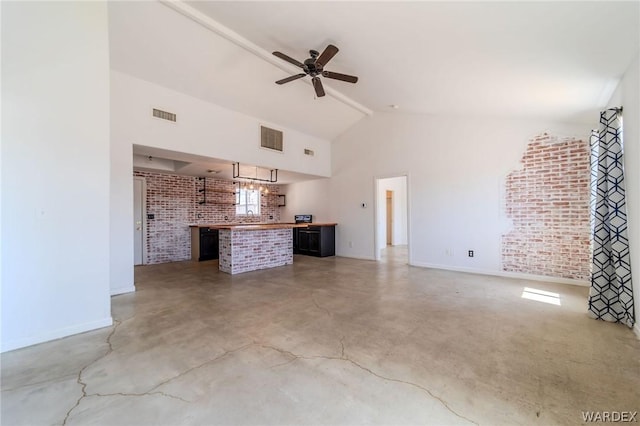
189, 223, 337, 230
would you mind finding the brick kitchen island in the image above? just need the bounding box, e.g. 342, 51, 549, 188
190, 223, 337, 274
217, 225, 293, 274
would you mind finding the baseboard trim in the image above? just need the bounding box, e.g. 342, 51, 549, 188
111, 285, 136, 296
1, 316, 113, 353
409, 261, 590, 287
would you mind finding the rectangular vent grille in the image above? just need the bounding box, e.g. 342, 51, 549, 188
152, 108, 176, 122
261, 126, 283, 152
304, 149, 315, 156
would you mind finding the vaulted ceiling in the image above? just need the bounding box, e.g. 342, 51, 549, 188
110, 1, 639, 143
187, 0, 640, 123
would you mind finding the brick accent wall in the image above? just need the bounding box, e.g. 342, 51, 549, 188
219, 228, 293, 274
502, 134, 591, 281
134, 171, 281, 264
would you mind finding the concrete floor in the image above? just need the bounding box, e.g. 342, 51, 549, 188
2, 252, 639, 425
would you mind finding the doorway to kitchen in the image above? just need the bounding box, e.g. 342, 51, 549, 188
133, 176, 147, 265
375, 175, 409, 264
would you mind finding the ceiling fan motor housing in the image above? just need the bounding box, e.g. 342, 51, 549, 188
303, 57, 321, 76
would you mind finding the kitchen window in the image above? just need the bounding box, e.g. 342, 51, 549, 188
236, 188, 260, 216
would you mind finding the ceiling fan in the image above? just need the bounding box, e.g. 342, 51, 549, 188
272, 44, 358, 98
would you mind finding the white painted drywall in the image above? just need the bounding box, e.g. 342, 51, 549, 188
110, 71, 331, 178
607, 54, 639, 332
376, 176, 408, 255
281, 179, 333, 224
331, 113, 590, 273
110, 109, 135, 295
1, 2, 112, 352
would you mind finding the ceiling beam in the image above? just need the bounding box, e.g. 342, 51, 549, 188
159, 0, 373, 116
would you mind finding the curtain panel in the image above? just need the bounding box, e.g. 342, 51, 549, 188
588, 108, 634, 328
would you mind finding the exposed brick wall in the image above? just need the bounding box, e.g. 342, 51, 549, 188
502, 134, 591, 280
219, 228, 293, 274
194, 177, 281, 225
134, 170, 281, 264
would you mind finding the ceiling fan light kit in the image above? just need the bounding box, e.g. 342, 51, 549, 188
272, 44, 358, 98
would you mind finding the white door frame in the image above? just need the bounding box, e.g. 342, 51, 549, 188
133, 176, 147, 265
374, 173, 411, 263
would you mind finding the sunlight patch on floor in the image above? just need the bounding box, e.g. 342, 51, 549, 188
521, 287, 561, 306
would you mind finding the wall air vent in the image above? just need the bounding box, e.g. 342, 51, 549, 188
152, 108, 177, 122
260, 126, 283, 152
304, 149, 315, 156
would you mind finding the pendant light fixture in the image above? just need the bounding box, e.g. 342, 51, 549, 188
232, 162, 277, 194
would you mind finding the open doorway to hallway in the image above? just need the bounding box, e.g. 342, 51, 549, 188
375, 175, 409, 264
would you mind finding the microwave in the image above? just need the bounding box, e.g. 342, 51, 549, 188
294, 214, 312, 224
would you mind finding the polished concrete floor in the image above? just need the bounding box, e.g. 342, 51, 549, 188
380, 245, 408, 264
2, 251, 639, 425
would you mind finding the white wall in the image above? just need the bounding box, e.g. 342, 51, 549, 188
110, 113, 135, 295
111, 71, 331, 177
281, 178, 333, 224
331, 113, 589, 276
1, 2, 113, 352
376, 176, 408, 254
607, 54, 639, 334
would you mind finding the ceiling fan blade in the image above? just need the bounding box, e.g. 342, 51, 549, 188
275, 73, 307, 85
272, 51, 304, 68
312, 76, 325, 97
321, 71, 358, 84
315, 44, 339, 68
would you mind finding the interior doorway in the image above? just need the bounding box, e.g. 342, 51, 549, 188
133, 176, 146, 265
376, 175, 409, 263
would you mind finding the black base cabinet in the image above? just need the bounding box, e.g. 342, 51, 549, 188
199, 228, 219, 260
294, 226, 335, 257
191, 227, 219, 261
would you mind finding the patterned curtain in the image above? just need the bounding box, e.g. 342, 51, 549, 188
588, 107, 634, 328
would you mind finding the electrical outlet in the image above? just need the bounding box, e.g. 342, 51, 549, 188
468, 250, 474, 257
349, 241, 353, 248
445, 248, 454, 256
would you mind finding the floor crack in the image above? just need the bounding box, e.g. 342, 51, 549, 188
145, 342, 253, 394
311, 291, 331, 317
341, 357, 478, 425
89, 391, 189, 403
62, 319, 122, 426
61, 333, 251, 424
261, 342, 478, 425
1, 373, 78, 393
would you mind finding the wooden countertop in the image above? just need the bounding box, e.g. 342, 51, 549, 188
189, 223, 337, 230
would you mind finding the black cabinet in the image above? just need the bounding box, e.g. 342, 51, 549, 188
295, 225, 335, 257
191, 227, 219, 261
199, 228, 219, 261
293, 228, 300, 254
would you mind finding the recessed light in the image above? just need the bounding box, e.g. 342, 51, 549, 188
207, 169, 221, 174
389, 104, 399, 109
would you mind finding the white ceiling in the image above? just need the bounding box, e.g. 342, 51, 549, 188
113, 1, 639, 178
186, 1, 639, 124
